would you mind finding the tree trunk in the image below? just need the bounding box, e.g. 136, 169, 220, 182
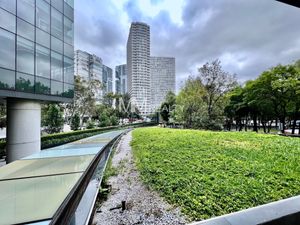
281, 117, 285, 134
253, 113, 258, 132
292, 118, 296, 134
262, 121, 266, 133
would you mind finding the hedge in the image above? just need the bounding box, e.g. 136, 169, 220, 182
0, 122, 156, 159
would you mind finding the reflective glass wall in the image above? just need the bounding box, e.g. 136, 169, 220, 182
0, 0, 74, 99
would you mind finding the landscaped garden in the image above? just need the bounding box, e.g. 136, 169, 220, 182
131, 127, 300, 221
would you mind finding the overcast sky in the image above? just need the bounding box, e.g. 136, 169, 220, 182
75, 0, 300, 91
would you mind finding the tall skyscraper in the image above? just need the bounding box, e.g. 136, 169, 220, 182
150, 57, 175, 112
102, 64, 113, 94
127, 22, 151, 115
115, 64, 127, 94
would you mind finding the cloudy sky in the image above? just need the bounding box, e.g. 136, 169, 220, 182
75, 0, 300, 90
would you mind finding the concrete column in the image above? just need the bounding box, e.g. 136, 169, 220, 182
6, 99, 41, 163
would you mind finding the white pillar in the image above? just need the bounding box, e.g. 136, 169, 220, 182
6, 99, 41, 163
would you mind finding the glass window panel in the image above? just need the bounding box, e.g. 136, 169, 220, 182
44, 0, 50, 3
0, 155, 93, 180
51, 7, 63, 40
35, 77, 50, 94
0, 68, 15, 90
36, 45, 50, 78
64, 16, 73, 45
36, 28, 50, 48
64, 2, 73, 20
63, 83, 74, 98
51, 0, 63, 12
64, 56, 73, 84
64, 43, 74, 58
0, 8, 15, 32
36, 0, 50, 33
17, 18, 34, 40
16, 72, 34, 93
0, 0, 16, 14
51, 36, 63, 53
0, 173, 82, 225
17, 36, 34, 74
17, 0, 35, 24
0, 28, 15, 70
51, 51, 63, 81
64, 0, 73, 8
51, 80, 63, 95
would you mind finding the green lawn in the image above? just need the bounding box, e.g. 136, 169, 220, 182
131, 127, 300, 221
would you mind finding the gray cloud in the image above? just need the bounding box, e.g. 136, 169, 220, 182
75, 0, 300, 90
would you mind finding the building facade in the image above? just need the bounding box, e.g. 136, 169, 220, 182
102, 64, 113, 94
115, 64, 127, 94
150, 57, 175, 112
74, 50, 103, 83
0, 0, 74, 162
74, 50, 103, 101
0, 0, 74, 101
127, 22, 151, 115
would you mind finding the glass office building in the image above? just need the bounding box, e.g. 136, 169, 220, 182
0, 0, 74, 101
0, 0, 74, 163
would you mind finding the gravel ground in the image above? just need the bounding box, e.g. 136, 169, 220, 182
95, 131, 187, 225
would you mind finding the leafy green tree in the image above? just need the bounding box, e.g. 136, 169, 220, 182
198, 59, 237, 128
42, 104, 64, 134
174, 77, 207, 128
160, 91, 176, 123
70, 113, 80, 131
64, 76, 102, 128
225, 63, 300, 133
224, 86, 249, 131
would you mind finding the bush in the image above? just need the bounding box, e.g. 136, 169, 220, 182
43, 104, 64, 134
86, 120, 96, 129
71, 113, 80, 131
110, 115, 119, 126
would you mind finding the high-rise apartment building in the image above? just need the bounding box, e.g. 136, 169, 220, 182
0, 0, 74, 162
150, 57, 175, 111
102, 64, 113, 94
115, 64, 127, 94
127, 22, 151, 115
74, 50, 102, 82
74, 50, 103, 101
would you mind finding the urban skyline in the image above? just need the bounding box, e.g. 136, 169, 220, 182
75, 0, 300, 91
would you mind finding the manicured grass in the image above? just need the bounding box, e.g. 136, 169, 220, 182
131, 127, 300, 221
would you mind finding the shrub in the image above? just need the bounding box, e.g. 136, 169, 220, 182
71, 113, 80, 131
86, 120, 96, 129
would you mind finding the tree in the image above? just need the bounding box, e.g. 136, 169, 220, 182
198, 59, 237, 127
174, 76, 207, 128
224, 86, 249, 131
160, 91, 176, 123
42, 104, 64, 134
225, 63, 300, 134
65, 76, 102, 128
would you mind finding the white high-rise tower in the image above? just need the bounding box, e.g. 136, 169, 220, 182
127, 22, 151, 115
